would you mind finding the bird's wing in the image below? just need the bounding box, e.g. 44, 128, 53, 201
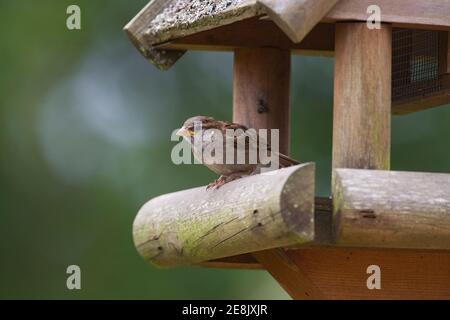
223, 121, 299, 168
222, 121, 248, 131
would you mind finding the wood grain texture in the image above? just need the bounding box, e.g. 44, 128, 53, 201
253, 249, 325, 299
126, 0, 450, 52
233, 47, 291, 153
448, 31, 450, 73
142, 0, 262, 46
158, 19, 335, 57
286, 247, 450, 299
125, 0, 450, 70
311, 22, 390, 299
332, 23, 391, 170
323, 22, 450, 299
327, 0, 450, 30
439, 31, 449, 75
334, 169, 450, 249
133, 163, 315, 267
392, 90, 450, 115
233, 47, 321, 299
258, 0, 339, 43
200, 197, 332, 271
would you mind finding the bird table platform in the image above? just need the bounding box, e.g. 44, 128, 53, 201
125, 0, 450, 299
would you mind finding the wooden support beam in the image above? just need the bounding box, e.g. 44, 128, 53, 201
328, 22, 393, 298
201, 197, 332, 270
233, 47, 323, 299
133, 163, 315, 268
233, 47, 291, 153
286, 247, 450, 299
252, 248, 325, 299
334, 169, 450, 249
332, 23, 391, 171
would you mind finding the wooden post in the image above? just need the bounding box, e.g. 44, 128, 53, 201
332, 23, 391, 171
233, 47, 324, 299
233, 47, 291, 154
332, 22, 392, 234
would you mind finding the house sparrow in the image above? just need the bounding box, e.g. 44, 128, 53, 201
176, 116, 299, 189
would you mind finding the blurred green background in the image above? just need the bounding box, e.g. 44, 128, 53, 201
0, 0, 449, 299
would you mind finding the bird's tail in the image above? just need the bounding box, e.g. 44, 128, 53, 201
278, 153, 300, 168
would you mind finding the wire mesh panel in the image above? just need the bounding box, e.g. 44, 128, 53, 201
392, 28, 444, 103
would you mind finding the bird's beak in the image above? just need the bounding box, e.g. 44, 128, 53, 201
176, 127, 194, 137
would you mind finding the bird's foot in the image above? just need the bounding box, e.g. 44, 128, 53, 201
206, 174, 244, 190
206, 176, 227, 190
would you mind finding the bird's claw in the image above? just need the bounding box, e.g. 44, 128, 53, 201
206, 176, 227, 190
206, 174, 246, 190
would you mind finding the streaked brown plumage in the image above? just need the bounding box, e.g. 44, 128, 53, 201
176, 116, 299, 189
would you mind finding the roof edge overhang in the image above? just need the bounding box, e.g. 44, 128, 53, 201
124, 0, 339, 70
125, 0, 450, 70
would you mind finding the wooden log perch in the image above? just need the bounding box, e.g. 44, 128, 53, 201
134, 163, 315, 268
334, 168, 450, 250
